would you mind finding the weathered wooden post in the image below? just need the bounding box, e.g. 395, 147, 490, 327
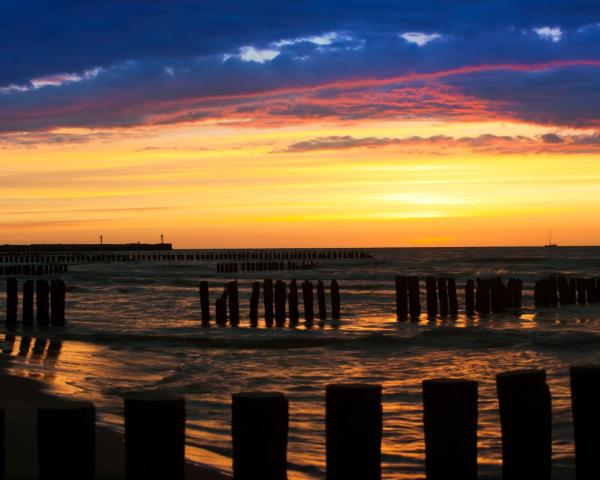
558, 277, 570, 305
249, 281, 260, 326
548, 276, 558, 307
490, 277, 506, 313
50, 278, 66, 326
22, 279, 34, 326
475, 278, 490, 314
465, 279, 475, 316
317, 280, 327, 321
274, 280, 286, 327
577, 278, 587, 305
264, 279, 274, 327
326, 384, 382, 480
513, 278, 523, 308
447, 278, 459, 316
425, 277, 438, 318
423, 379, 478, 480
228, 280, 240, 326
436, 278, 449, 317
288, 280, 299, 324
38, 401, 95, 479
232, 392, 288, 480
199, 281, 210, 325
330, 279, 341, 320
36, 279, 50, 327
585, 278, 597, 303
570, 366, 600, 480
496, 370, 551, 480
302, 280, 314, 325
395, 275, 408, 320
124, 392, 185, 480
215, 295, 227, 326
569, 278, 578, 304
5, 278, 17, 327
408, 276, 421, 318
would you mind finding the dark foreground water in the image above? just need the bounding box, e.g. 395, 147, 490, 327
2, 246, 600, 479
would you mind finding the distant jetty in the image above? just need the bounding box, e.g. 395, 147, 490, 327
0, 243, 173, 253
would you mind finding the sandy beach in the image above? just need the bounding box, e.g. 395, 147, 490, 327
0, 353, 230, 480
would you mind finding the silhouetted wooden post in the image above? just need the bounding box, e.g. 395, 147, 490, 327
513, 278, 523, 308
228, 280, 240, 326
274, 280, 286, 327
124, 393, 185, 480
199, 281, 210, 325
326, 384, 382, 480
215, 296, 227, 326
423, 379, 478, 480
577, 278, 587, 305
570, 366, 600, 480
288, 280, 299, 324
496, 369, 551, 480
465, 279, 475, 316
395, 275, 408, 319
38, 401, 95, 479
425, 277, 438, 318
302, 280, 314, 325
475, 278, 490, 314
0, 409, 4, 478
408, 276, 421, 318
232, 392, 288, 480
490, 277, 506, 313
22, 279, 34, 326
317, 280, 327, 320
5, 278, 17, 327
36, 279, 50, 326
585, 278, 597, 303
330, 279, 341, 320
264, 279, 274, 327
569, 278, 578, 304
437, 277, 449, 317
558, 277, 570, 305
50, 279, 66, 326
548, 276, 558, 307
249, 281, 260, 326
447, 278, 458, 316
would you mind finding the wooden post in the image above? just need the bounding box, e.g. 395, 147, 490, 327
577, 278, 587, 305
395, 275, 408, 320
124, 392, 185, 480
228, 280, 240, 326
199, 281, 210, 325
302, 280, 314, 325
37, 401, 95, 480
317, 280, 327, 321
475, 278, 490, 315
274, 280, 286, 327
585, 278, 597, 303
570, 366, 600, 480
22, 279, 34, 326
50, 278, 66, 326
5, 278, 17, 327
558, 277, 570, 305
408, 276, 421, 318
437, 278, 449, 317
425, 277, 438, 318
447, 278, 459, 316
249, 281, 260, 326
465, 279, 475, 316
513, 279, 523, 308
232, 392, 288, 480
288, 280, 299, 324
264, 279, 274, 327
490, 277, 506, 313
36, 279, 50, 327
330, 280, 341, 320
496, 369, 551, 480
548, 276, 558, 307
326, 384, 382, 480
423, 379, 478, 480
215, 296, 227, 326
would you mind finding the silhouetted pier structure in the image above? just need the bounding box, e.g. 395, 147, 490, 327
0, 367, 596, 478
3, 278, 67, 327
217, 261, 316, 273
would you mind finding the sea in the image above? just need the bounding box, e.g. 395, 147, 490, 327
2, 246, 600, 479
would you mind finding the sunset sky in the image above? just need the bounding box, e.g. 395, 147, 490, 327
2, 1, 600, 247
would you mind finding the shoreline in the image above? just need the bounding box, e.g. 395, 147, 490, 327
0, 353, 230, 479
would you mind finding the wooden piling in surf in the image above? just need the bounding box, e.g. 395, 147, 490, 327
395, 275, 408, 320
288, 280, 299, 325
437, 278, 449, 317
569, 278, 578, 305
22, 279, 34, 326
274, 280, 286, 327
232, 392, 288, 480
302, 280, 314, 325
37, 401, 95, 480
331, 279, 341, 320
199, 281, 210, 325
465, 279, 475, 316
447, 278, 458, 316
50, 278, 66, 326
577, 278, 587, 305
490, 277, 505, 314
5, 278, 17, 327
124, 392, 185, 480
475, 278, 490, 315
215, 291, 228, 326
425, 277, 438, 317
264, 279, 274, 327
570, 366, 600, 480
249, 281, 260, 326
408, 276, 421, 318
228, 280, 240, 326
36, 279, 50, 327
326, 384, 382, 480
496, 369, 551, 480
317, 280, 327, 321
423, 379, 478, 480
585, 278, 597, 303
558, 277, 571, 305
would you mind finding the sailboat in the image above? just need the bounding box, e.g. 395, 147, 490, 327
544, 228, 558, 248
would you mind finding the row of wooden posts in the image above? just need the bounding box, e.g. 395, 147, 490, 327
534, 276, 600, 307
0, 367, 597, 479
4, 278, 66, 327
0, 264, 67, 277
199, 279, 341, 327
216, 261, 316, 273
